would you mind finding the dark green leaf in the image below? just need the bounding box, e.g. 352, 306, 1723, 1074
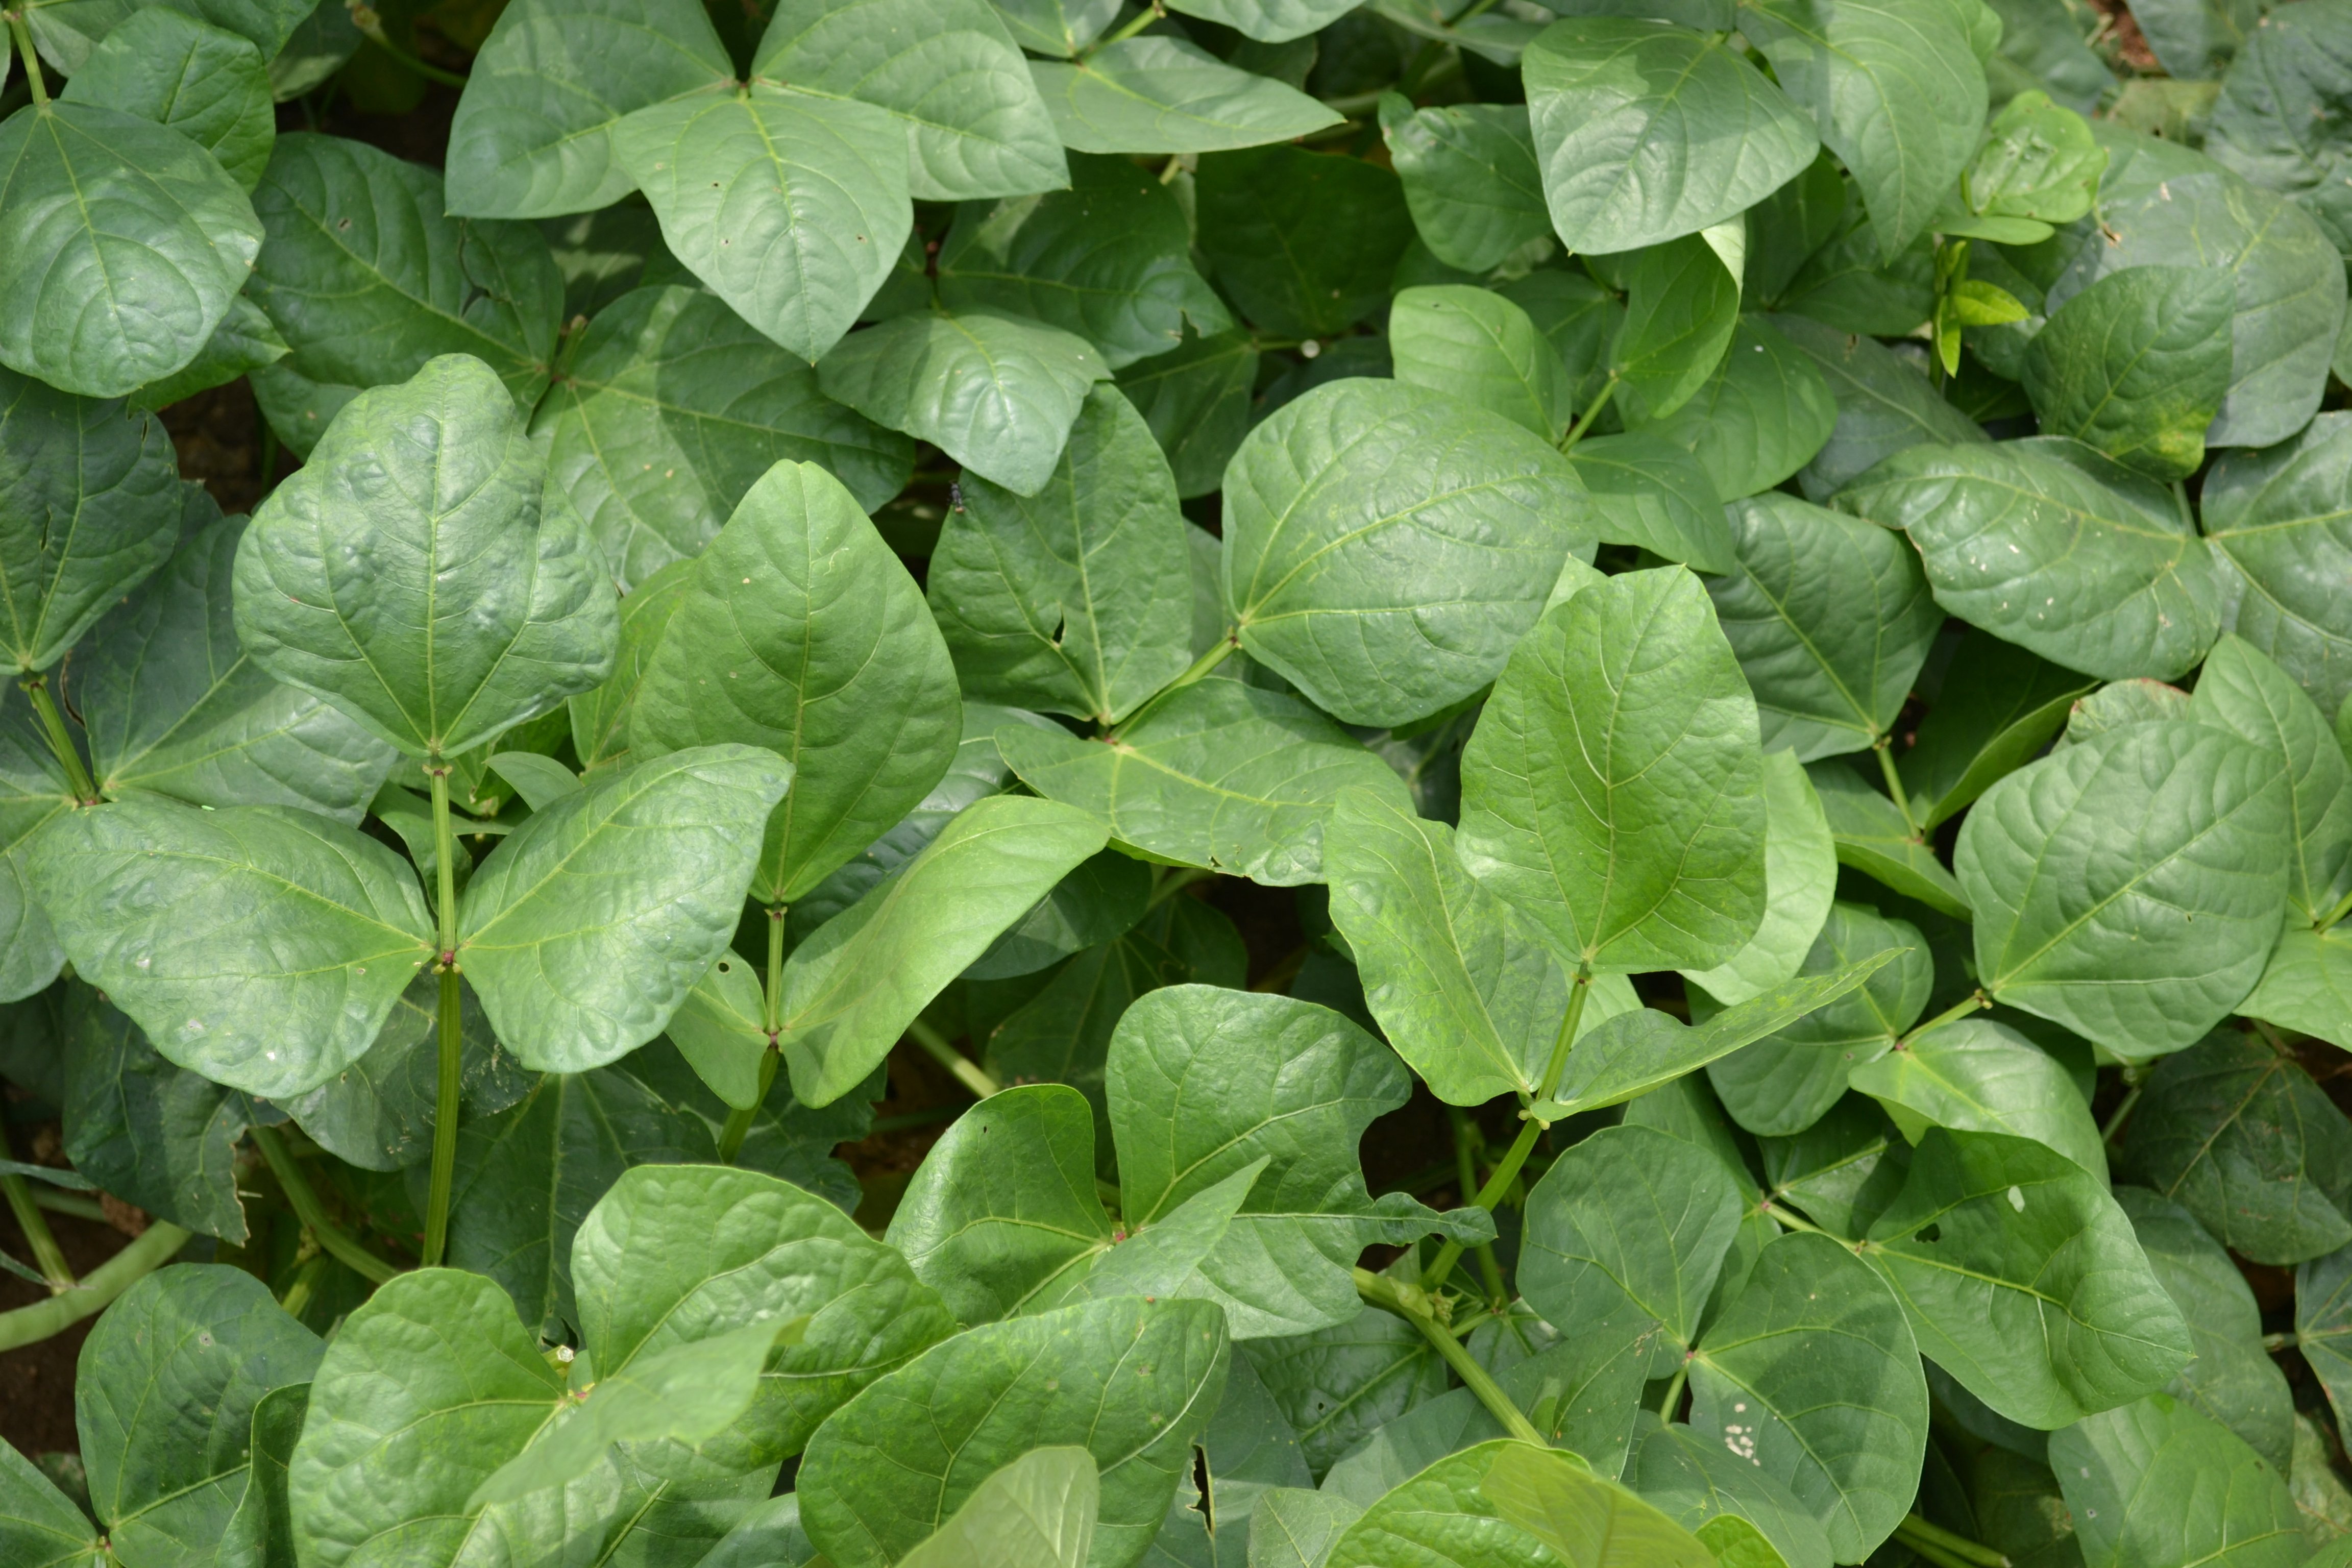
1377, 95, 1549, 274
2021, 265, 2234, 481
58, 9, 273, 191
1195, 147, 1413, 340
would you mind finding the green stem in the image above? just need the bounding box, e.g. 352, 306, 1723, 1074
2320, 885, 2352, 934
251, 1125, 400, 1286
421, 764, 461, 1270
0, 1222, 187, 1352
1146, 866, 1215, 909
1356, 1268, 1544, 1445
2, 1173, 74, 1290
1111, 633, 1235, 739
1085, 1, 1162, 54
1448, 1106, 1508, 1306
1901, 989, 1989, 1046
1454, 0, 1503, 21
1558, 376, 1617, 451
720, 908, 789, 1163
1425, 965, 1592, 1292
1760, 1197, 1831, 1239
29, 1188, 106, 1224
1874, 734, 1921, 838
1656, 1359, 1689, 1419
7, 13, 47, 107
2265, 1330, 2297, 1352
910, 1017, 1000, 1099
2100, 1079, 2143, 1145
348, 5, 469, 86
278, 1251, 331, 1319
1893, 1514, 2009, 1568
22, 677, 96, 804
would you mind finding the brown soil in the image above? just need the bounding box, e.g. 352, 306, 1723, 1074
1, 1185, 135, 1460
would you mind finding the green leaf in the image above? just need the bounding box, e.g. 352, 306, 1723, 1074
0, 369, 185, 674
0, 1442, 102, 1568
1561, 433, 1732, 573
1896, 626, 2099, 830
1804, 762, 1970, 916
1326, 1439, 1714, 1567
27, 794, 433, 1098
235, 353, 618, 760
899, 1449, 1098, 1568
25, 0, 321, 74
1110, 985, 1491, 1338
1221, 378, 1587, 728
1955, 89, 2106, 226
282, 971, 527, 1173
818, 308, 1107, 495
1628, 315, 1838, 504
967, 846, 1151, 981
1459, 566, 1767, 972
667, 949, 767, 1110
2244, 926, 2352, 1055
1195, 148, 1414, 341
629, 458, 960, 901
1840, 439, 2225, 682
446, 0, 731, 218
611, 89, 910, 366
1377, 95, 1549, 275
1114, 327, 1256, 500
926, 384, 1191, 724
1955, 721, 2291, 1056
61, 982, 255, 1239
937, 154, 1229, 370
1769, 312, 1987, 502
796, 1296, 1231, 1568
1027, 38, 1342, 155
2048, 1394, 2306, 1568
1633, 1423, 1833, 1568
779, 795, 1110, 1107
455, 745, 788, 1071
2298, 1241, 2352, 1463
2116, 1186, 2294, 1474
127, 294, 288, 413
566, 560, 696, 774
80, 511, 397, 820
1859, 1128, 2193, 1429
535, 285, 912, 589
1682, 750, 1838, 1006
2118, 1029, 2352, 1265
1522, 18, 1817, 255
1611, 233, 1743, 422
1389, 285, 1568, 441
2202, 411, 2352, 717
1850, 1016, 2105, 1174
0, 101, 262, 399
1738, 0, 1987, 261
992, 0, 1118, 53
80, 1265, 323, 1562
1706, 492, 1941, 763
2190, 634, 2352, 926
2019, 265, 2233, 481
1505, 268, 1624, 412
1244, 1307, 1448, 1479
219, 1379, 305, 1568
1688, 1232, 1926, 1560
1250, 1487, 1364, 1568
249, 134, 562, 408
1707, 902, 1930, 1137
750, 0, 1066, 201
58, 8, 273, 191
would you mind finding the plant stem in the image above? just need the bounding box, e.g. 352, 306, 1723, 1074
2265, 1331, 2298, 1352
1893, 1513, 2010, 1568
1112, 633, 1235, 738
250, 1125, 400, 1286
421, 763, 462, 1270
1448, 1106, 1508, 1305
1146, 866, 1215, 909
720, 908, 789, 1163
30, 1188, 106, 1224
1656, 1359, 1689, 1419
21, 676, 96, 804
1874, 734, 1921, 838
0, 1222, 187, 1352
348, 4, 469, 86
1085, 1, 1162, 54
2099, 1079, 2142, 1144
1356, 1267, 1544, 1445
1902, 989, 1989, 1045
2, 1173, 74, 1290
1424, 964, 1592, 1292
7, 13, 47, 107
1759, 1198, 1832, 1239
2321, 886, 2352, 933
1558, 376, 1617, 451
910, 1016, 1000, 1099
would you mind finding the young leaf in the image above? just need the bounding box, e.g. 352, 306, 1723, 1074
1682, 751, 1837, 1006
1221, 378, 1588, 728
1390, 285, 1568, 440
456, 745, 790, 1072
2021, 265, 2235, 480
1955, 721, 2291, 1056
630, 458, 963, 903
1026, 38, 1343, 155
1458, 566, 1768, 973
235, 353, 619, 761
58, 9, 274, 192
1378, 95, 1550, 275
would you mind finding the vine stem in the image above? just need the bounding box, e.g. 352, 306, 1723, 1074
346, 2, 468, 86
0, 1222, 188, 1352
22, 677, 96, 804
420, 763, 462, 1269
1424, 964, 1592, 1292
7, 13, 48, 108
1447, 1106, 1508, 1306
1874, 734, 1922, 838
1901, 989, 1989, 1046
910, 1017, 1000, 1099
1084, 1, 1162, 55
1356, 1267, 1544, 1445
1893, 1513, 2010, 1568
2, 1173, 73, 1290
719, 908, 788, 1163
1110, 633, 1234, 739
250, 1125, 399, 1285
2321, 884, 2352, 934
1558, 376, 1617, 451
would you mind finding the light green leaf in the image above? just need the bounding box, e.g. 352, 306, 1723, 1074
818, 308, 1107, 495
994, 0, 1119, 53
1633, 1423, 1833, 1568
1563, 432, 1734, 573
630, 458, 962, 903
1244, 1307, 1448, 1479
1682, 750, 1837, 1006
1611, 233, 1742, 422
927, 384, 1191, 724
1459, 566, 1767, 972
1115, 327, 1257, 499
2201, 410, 2352, 718
1706, 491, 1941, 762
26, 795, 433, 1098
1851, 1016, 2105, 1174
2244, 925, 2352, 1054
666, 949, 767, 1110
1952, 89, 2106, 227
2299, 1242, 2352, 1463
234, 353, 618, 761
1896, 626, 2098, 829
1805, 761, 1971, 916
901, 1449, 1098, 1568
1027, 38, 1343, 155
1249, 1487, 1363, 1568
535, 284, 913, 588
612, 88, 910, 365
1195, 148, 1414, 341
59, 9, 273, 191
2048, 1394, 2306, 1568
1955, 721, 2291, 1055
1523, 17, 1818, 255
456, 745, 791, 1072
27, 0, 340, 76
1377, 95, 1549, 274
1389, 285, 1567, 440
2190, 634, 2352, 926
779, 795, 1110, 1107
1859, 1128, 2193, 1429
1627, 314, 1837, 503
568, 561, 694, 773
2021, 265, 2234, 481
1161, 0, 1355, 41
796, 1296, 1231, 1568
1325, 1438, 1713, 1567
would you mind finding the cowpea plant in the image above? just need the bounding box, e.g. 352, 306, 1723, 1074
8, 0, 2352, 1561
